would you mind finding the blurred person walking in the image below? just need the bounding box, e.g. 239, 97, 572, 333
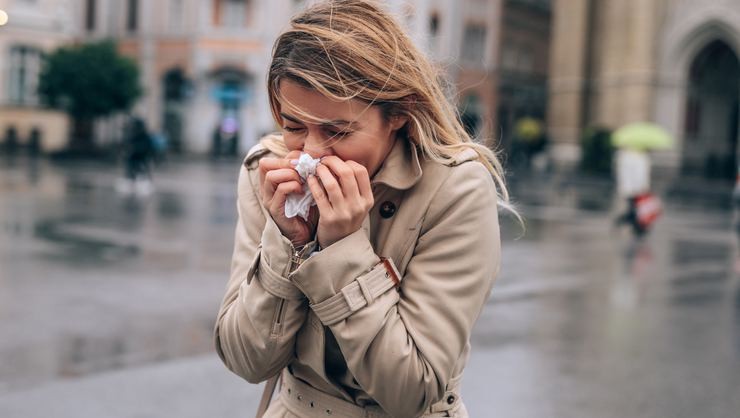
612, 123, 670, 237
213, 1, 513, 417
118, 117, 155, 196
614, 148, 654, 237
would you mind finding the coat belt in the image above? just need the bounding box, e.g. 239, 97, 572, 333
278, 369, 463, 418
280, 369, 391, 418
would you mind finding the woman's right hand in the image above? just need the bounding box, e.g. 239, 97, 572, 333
258, 151, 317, 246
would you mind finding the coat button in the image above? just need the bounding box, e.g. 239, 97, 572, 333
379, 201, 396, 218
446, 394, 456, 405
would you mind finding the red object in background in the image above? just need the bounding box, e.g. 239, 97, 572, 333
635, 193, 662, 229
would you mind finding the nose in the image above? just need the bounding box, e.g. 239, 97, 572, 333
302, 132, 334, 159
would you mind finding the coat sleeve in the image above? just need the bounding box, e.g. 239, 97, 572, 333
289, 161, 501, 417
214, 163, 313, 384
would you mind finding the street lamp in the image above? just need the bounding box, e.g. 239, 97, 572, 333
0, 10, 8, 26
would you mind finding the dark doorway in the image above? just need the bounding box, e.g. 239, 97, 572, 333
683, 40, 740, 180
162, 68, 189, 153
209, 68, 252, 158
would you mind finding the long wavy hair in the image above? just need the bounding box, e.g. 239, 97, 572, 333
265, 0, 513, 207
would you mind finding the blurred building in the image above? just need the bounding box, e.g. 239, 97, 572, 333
81, 0, 309, 156
0, 0, 76, 153
108, 0, 506, 154
386, 0, 504, 146
496, 0, 551, 152
549, 0, 740, 180
2, 0, 511, 156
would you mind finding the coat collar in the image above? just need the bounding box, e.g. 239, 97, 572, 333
370, 138, 423, 190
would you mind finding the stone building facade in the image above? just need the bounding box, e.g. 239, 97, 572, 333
109, 0, 505, 154
548, 0, 740, 180
82, 0, 306, 155
1, 0, 506, 155
0, 0, 77, 152
496, 0, 551, 152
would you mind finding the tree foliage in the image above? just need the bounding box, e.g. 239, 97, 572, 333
38, 40, 142, 120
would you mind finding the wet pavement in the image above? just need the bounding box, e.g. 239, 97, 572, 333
1, 156, 738, 417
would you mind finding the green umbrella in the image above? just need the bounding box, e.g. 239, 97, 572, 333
611, 122, 673, 150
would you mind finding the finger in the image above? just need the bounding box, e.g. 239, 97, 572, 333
265, 168, 303, 187
285, 150, 302, 160
320, 156, 360, 200
263, 169, 303, 201
307, 174, 333, 214
259, 157, 294, 175
315, 164, 345, 207
270, 181, 303, 214
259, 158, 294, 188
345, 160, 372, 203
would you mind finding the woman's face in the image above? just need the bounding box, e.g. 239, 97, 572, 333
277, 79, 406, 178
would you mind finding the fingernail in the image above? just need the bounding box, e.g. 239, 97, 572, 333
290, 159, 299, 166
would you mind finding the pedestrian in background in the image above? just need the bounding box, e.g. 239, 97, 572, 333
213, 1, 513, 417
118, 117, 155, 196
614, 147, 651, 236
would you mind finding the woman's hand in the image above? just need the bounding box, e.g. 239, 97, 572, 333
258, 150, 318, 246
306, 156, 374, 249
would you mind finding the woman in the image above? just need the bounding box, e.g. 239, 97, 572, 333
214, 1, 511, 417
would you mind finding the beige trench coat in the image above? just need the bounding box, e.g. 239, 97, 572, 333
215, 135, 501, 418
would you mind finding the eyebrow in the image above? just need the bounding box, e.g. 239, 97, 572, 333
280, 112, 355, 128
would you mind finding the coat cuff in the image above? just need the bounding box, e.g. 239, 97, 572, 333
289, 228, 381, 305
309, 259, 401, 325
259, 215, 315, 299
261, 215, 294, 275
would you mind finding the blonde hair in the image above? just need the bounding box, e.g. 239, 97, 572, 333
266, 0, 513, 207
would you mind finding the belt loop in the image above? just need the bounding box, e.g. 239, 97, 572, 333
356, 275, 374, 305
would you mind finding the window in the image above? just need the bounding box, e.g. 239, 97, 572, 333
426, 12, 441, 53
169, 0, 184, 32
502, 44, 518, 70
502, 43, 534, 73
85, 0, 96, 31
429, 13, 439, 36
460, 95, 482, 137
215, 0, 251, 28
8, 46, 42, 106
461, 24, 486, 65
126, 0, 138, 31
518, 47, 534, 73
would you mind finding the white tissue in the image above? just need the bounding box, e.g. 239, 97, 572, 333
285, 153, 320, 221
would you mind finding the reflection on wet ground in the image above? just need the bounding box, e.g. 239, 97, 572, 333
1, 156, 739, 416
464, 175, 740, 417
0, 157, 239, 393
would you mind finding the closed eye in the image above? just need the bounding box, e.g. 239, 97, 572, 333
283, 126, 304, 133
325, 128, 351, 139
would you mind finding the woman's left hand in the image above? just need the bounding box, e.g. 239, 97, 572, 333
306, 156, 374, 249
